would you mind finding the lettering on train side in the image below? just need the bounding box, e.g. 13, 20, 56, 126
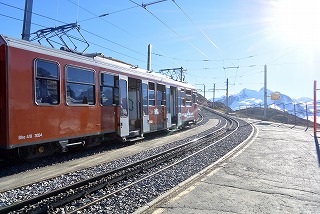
18, 133, 43, 140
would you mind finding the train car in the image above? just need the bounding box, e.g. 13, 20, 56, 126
0, 35, 198, 160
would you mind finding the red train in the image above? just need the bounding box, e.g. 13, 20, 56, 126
0, 35, 198, 160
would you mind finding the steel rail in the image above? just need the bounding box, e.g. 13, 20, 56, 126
0, 111, 230, 213
68, 116, 239, 213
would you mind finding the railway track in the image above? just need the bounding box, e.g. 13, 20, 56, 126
0, 113, 205, 181
0, 108, 253, 213
65, 114, 239, 214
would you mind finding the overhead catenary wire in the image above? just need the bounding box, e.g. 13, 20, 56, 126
0, 1, 178, 71
65, 0, 137, 38
0, 12, 147, 63
172, 0, 221, 52
2, 0, 315, 96
0, 1, 149, 59
62, 0, 182, 70
0, 13, 47, 29
172, 0, 237, 69
128, 0, 213, 61
152, 45, 181, 68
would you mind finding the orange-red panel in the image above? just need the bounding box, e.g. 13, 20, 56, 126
6, 47, 115, 148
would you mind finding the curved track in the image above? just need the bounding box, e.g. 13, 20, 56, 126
0, 107, 254, 213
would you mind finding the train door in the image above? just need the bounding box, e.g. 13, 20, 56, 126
128, 77, 142, 137
170, 86, 178, 127
157, 84, 166, 130
142, 80, 150, 133
118, 75, 129, 138
166, 85, 171, 128
177, 87, 182, 127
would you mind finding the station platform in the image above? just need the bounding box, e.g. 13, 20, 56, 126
138, 120, 320, 214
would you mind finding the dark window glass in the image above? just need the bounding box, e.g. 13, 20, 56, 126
36, 79, 59, 104
101, 73, 115, 87
181, 89, 186, 106
66, 66, 95, 105
120, 79, 128, 116
149, 82, 155, 106
66, 83, 95, 104
114, 87, 119, 105
67, 66, 94, 84
36, 60, 58, 78
178, 89, 181, 113
149, 90, 155, 100
142, 83, 149, 115
157, 84, 165, 106
166, 87, 170, 113
100, 73, 119, 106
35, 59, 59, 105
192, 92, 197, 103
186, 89, 192, 106
101, 86, 113, 105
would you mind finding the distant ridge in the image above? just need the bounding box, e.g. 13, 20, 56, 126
214, 88, 315, 120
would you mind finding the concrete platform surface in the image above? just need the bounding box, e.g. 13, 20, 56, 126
148, 121, 320, 214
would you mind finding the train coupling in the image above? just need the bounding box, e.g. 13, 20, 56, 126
58, 140, 85, 152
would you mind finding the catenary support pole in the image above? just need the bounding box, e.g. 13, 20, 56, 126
22, 0, 33, 41
212, 84, 215, 109
226, 78, 229, 113
147, 44, 152, 71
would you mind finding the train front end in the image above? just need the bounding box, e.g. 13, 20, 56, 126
0, 36, 8, 156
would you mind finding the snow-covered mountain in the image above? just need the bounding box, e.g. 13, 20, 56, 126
214, 88, 317, 120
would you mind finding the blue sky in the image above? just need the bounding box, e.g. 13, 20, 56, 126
0, 0, 319, 99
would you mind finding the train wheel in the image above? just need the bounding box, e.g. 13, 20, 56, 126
17, 143, 55, 161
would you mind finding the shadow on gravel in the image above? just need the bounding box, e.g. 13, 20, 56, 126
0, 126, 198, 178
0, 140, 130, 178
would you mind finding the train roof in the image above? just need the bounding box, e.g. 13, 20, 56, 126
0, 34, 196, 90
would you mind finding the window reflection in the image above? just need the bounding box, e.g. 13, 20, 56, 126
149, 82, 155, 106
35, 59, 59, 105
100, 73, 119, 106
66, 66, 95, 105
142, 83, 149, 115
120, 79, 128, 116
66, 84, 95, 104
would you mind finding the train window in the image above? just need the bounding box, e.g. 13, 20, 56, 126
192, 91, 197, 104
149, 82, 155, 106
100, 73, 119, 106
142, 83, 149, 115
178, 89, 181, 110
180, 88, 186, 106
35, 59, 59, 105
186, 89, 192, 106
66, 66, 95, 105
166, 87, 170, 113
120, 79, 128, 116
157, 84, 166, 106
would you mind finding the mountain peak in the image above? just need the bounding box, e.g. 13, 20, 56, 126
216, 88, 309, 110
215, 87, 313, 119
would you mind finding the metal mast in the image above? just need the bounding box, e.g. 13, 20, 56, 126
147, 44, 152, 71
226, 78, 229, 113
22, 0, 33, 41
